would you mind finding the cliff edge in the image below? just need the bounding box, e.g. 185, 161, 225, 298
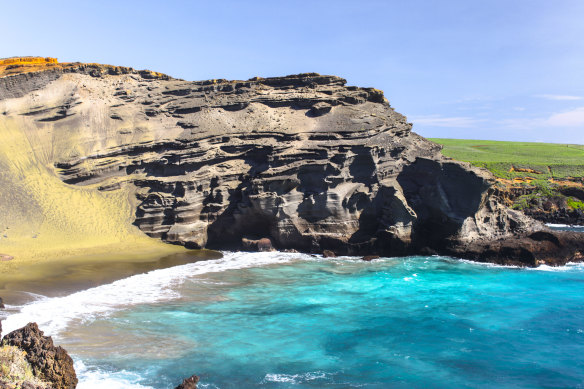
1, 57, 582, 266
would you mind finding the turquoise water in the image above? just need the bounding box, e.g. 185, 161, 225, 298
4, 253, 584, 388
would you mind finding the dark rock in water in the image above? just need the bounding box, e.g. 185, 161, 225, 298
447, 230, 584, 267
1, 60, 582, 266
241, 237, 274, 252
1, 323, 78, 389
362, 255, 380, 261
0, 297, 4, 309
175, 374, 199, 389
322, 250, 336, 258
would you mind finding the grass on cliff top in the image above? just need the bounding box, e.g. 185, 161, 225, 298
430, 138, 584, 181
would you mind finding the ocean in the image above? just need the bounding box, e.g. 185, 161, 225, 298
3, 251, 584, 388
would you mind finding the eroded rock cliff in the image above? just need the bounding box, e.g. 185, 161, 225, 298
1, 57, 582, 266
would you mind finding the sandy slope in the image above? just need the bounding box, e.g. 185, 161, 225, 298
0, 102, 184, 271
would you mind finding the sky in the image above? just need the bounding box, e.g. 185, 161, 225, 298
2, 0, 584, 143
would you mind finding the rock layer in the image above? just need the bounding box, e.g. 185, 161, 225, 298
1, 58, 582, 266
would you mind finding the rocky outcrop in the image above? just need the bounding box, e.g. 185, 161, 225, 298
1, 58, 582, 266
175, 374, 199, 389
1, 323, 77, 389
496, 185, 584, 225
446, 230, 584, 266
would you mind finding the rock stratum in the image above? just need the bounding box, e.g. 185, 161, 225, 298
1, 57, 583, 266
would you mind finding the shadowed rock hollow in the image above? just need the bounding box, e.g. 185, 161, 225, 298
1, 57, 582, 266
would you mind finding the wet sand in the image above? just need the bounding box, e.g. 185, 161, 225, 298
0, 247, 222, 306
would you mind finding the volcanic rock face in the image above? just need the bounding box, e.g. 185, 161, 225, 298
1, 57, 582, 266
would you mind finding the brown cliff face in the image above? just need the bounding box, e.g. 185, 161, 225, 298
1, 58, 582, 266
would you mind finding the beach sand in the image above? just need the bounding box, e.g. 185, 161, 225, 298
0, 247, 222, 305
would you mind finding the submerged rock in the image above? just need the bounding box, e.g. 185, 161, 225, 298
1, 323, 77, 389
1, 58, 582, 266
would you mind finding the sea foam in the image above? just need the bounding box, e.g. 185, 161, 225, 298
75, 361, 153, 389
2, 252, 310, 337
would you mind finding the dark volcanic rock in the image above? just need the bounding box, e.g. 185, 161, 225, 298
362, 255, 380, 261
1, 323, 78, 389
447, 230, 584, 267
322, 250, 336, 258
1, 61, 582, 266
175, 374, 199, 389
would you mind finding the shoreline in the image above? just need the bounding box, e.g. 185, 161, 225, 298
1, 219, 582, 308
0, 243, 222, 306
4, 243, 583, 307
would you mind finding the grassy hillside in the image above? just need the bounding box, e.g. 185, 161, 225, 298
430, 138, 584, 217
430, 138, 584, 182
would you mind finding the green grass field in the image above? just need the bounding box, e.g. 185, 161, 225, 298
429, 138, 584, 182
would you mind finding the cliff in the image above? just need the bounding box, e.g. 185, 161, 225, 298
0, 57, 582, 266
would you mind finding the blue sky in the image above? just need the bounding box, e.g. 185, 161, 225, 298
2, 0, 584, 143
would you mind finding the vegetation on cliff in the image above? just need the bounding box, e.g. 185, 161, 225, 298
432, 138, 584, 224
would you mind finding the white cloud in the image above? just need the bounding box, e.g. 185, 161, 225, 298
498, 106, 584, 130
497, 118, 540, 130
535, 94, 582, 101
410, 115, 482, 128
546, 106, 584, 126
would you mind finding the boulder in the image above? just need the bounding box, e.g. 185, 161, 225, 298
175, 374, 199, 389
1, 323, 77, 389
322, 250, 336, 258
241, 238, 275, 252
